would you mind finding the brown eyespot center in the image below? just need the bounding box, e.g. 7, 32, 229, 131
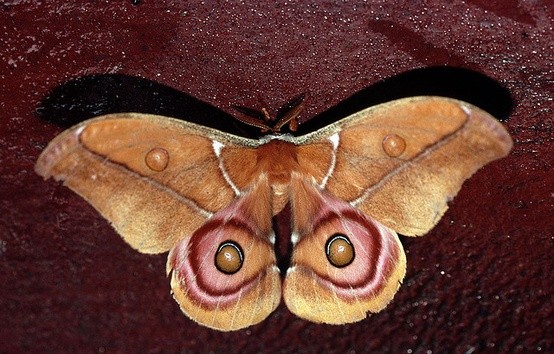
145, 147, 169, 171
325, 234, 355, 268
215, 241, 244, 274
382, 134, 406, 157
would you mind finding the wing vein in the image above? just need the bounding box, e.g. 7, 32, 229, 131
319, 133, 340, 188
212, 140, 241, 196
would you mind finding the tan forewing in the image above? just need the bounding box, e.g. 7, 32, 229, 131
35, 113, 261, 253
295, 96, 513, 236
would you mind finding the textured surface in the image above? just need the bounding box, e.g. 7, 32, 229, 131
1, 1, 552, 352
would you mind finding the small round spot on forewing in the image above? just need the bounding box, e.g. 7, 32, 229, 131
215, 241, 244, 274
326, 234, 355, 268
145, 147, 169, 171
382, 134, 406, 157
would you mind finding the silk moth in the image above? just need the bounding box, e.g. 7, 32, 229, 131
36, 96, 512, 331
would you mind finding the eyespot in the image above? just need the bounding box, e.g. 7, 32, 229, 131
215, 241, 244, 274
145, 147, 169, 171
382, 134, 406, 157
325, 234, 355, 268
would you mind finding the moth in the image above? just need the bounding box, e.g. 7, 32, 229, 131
35, 96, 512, 331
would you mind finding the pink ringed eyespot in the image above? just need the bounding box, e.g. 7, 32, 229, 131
325, 234, 355, 268
215, 241, 244, 274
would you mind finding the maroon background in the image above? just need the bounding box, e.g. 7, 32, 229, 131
1, 1, 552, 353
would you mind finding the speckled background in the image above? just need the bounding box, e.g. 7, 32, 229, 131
1, 1, 552, 353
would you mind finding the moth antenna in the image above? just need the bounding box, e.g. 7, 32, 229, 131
231, 105, 272, 132
274, 93, 306, 132
232, 93, 306, 133
261, 108, 271, 122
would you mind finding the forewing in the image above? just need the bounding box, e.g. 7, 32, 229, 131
295, 96, 513, 236
35, 113, 261, 253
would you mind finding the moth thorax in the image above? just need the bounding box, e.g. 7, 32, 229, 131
270, 183, 289, 215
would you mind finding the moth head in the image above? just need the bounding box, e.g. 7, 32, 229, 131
231, 93, 305, 134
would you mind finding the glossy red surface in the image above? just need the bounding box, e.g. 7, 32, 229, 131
1, 1, 551, 352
